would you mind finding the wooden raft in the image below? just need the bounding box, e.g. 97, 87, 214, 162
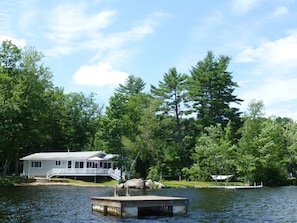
91, 195, 189, 218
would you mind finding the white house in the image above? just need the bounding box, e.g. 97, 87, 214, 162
20, 151, 124, 181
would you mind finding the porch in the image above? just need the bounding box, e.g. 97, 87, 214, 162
46, 168, 124, 181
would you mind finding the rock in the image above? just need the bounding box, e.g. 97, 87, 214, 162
154, 181, 165, 189
118, 183, 125, 188
121, 178, 165, 189
145, 179, 153, 189
124, 178, 145, 189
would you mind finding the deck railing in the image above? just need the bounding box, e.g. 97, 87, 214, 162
46, 168, 124, 180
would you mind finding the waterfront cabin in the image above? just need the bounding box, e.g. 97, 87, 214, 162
20, 151, 124, 180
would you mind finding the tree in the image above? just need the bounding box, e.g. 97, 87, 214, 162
187, 51, 242, 133
97, 76, 152, 178
116, 74, 145, 96
17, 46, 54, 155
237, 100, 287, 186
0, 41, 54, 175
0, 40, 21, 72
237, 100, 266, 183
256, 118, 287, 186
0, 41, 23, 175
150, 68, 189, 178
282, 119, 297, 177
186, 123, 236, 181
54, 92, 101, 152
151, 67, 187, 146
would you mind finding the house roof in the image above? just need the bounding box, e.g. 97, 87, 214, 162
20, 151, 117, 161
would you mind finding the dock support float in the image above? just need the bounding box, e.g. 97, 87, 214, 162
91, 195, 189, 218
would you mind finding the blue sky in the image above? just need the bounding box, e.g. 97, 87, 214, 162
1, 0, 297, 119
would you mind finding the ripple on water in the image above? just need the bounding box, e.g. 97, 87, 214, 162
1, 186, 297, 222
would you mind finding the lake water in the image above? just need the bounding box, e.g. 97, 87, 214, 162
0, 185, 297, 222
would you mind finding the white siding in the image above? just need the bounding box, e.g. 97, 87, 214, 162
20, 151, 121, 179
24, 160, 68, 177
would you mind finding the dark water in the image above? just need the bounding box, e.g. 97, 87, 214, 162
0, 185, 297, 223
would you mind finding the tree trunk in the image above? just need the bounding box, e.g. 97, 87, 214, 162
2, 159, 10, 176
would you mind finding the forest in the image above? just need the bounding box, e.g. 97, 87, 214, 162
0, 40, 296, 186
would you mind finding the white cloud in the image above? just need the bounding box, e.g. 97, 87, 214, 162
232, 0, 263, 15
269, 6, 289, 17
73, 62, 129, 87
236, 31, 297, 74
0, 35, 26, 47
45, 3, 116, 56
235, 31, 297, 119
47, 5, 116, 39
240, 77, 297, 106
88, 13, 163, 64
45, 2, 166, 65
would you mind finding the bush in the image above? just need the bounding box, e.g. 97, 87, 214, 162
0, 177, 13, 186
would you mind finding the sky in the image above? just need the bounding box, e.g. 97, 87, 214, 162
1, 0, 297, 120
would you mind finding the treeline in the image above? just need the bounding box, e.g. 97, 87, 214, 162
0, 41, 296, 186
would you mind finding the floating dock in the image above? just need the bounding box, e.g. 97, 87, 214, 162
206, 182, 263, 189
91, 195, 189, 218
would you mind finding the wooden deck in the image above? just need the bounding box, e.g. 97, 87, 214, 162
91, 195, 189, 218
46, 168, 123, 180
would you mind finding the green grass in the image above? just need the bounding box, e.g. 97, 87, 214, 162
50, 178, 245, 188
162, 180, 245, 188
1, 175, 245, 188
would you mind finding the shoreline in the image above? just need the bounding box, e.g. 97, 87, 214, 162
14, 180, 113, 187
17, 182, 111, 187
11, 177, 116, 187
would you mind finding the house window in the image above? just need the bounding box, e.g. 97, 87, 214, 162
55, 161, 61, 166
31, 161, 42, 168
75, 161, 84, 168
87, 162, 98, 168
87, 162, 93, 168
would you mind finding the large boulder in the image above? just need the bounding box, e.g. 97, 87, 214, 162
124, 178, 146, 189
119, 178, 166, 189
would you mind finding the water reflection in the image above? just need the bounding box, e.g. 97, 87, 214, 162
1, 185, 297, 222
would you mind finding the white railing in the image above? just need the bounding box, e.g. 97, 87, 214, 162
46, 168, 124, 180
46, 169, 54, 179
108, 168, 125, 181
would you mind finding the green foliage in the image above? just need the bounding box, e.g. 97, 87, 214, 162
0, 41, 55, 175
116, 74, 145, 96
237, 100, 288, 186
147, 166, 161, 181
1, 42, 296, 187
282, 119, 297, 176
97, 76, 153, 178
0, 41, 102, 175
151, 68, 188, 177
188, 123, 236, 181
187, 51, 242, 132
0, 177, 14, 186
151, 67, 187, 117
